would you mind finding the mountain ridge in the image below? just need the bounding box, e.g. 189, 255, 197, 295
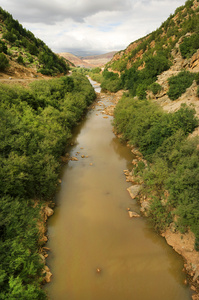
59, 51, 117, 68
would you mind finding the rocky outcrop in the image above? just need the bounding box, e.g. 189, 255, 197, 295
38, 203, 54, 283
162, 229, 199, 295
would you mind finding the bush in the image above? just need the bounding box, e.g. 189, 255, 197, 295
120, 54, 170, 97
101, 78, 122, 93
17, 54, 24, 65
167, 71, 195, 100
0, 40, 7, 54
180, 32, 199, 59
195, 72, 199, 85
149, 82, 162, 95
0, 53, 9, 70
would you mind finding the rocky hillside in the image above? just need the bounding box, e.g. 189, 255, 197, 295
0, 7, 70, 78
105, 0, 199, 117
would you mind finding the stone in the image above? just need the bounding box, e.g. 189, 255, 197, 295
44, 206, 54, 218
193, 270, 199, 282
43, 265, 52, 283
127, 184, 142, 199
140, 201, 150, 213
70, 156, 78, 161
128, 211, 140, 218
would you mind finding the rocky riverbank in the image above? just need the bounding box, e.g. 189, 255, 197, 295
38, 203, 54, 284
124, 146, 199, 300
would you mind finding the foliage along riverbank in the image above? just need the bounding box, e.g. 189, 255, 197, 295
0, 73, 95, 299
113, 93, 199, 297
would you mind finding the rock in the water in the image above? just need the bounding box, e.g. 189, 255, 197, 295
128, 211, 140, 218
70, 156, 78, 161
44, 206, 54, 218
43, 265, 52, 283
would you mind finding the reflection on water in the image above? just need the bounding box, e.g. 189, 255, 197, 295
45, 88, 191, 300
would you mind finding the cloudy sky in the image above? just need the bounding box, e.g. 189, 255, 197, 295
0, 0, 186, 56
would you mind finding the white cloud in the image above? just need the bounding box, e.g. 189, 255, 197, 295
0, 0, 186, 55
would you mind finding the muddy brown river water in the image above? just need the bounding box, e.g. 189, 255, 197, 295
45, 81, 192, 300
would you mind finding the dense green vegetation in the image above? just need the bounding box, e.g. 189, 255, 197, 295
0, 74, 95, 299
101, 69, 122, 92
0, 52, 9, 70
114, 95, 199, 249
180, 32, 199, 59
0, 7, 70, 75
167, 70, 196, 100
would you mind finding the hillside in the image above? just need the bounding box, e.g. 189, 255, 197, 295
103, 0, 199, 118
102, 0, 199, 129
59, 51, 117, 68
0, 7, 70, 78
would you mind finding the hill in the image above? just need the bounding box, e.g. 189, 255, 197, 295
59, 51, 117, 68
103, 0, 199, 115
0, 7, 70, 78
82, 51, 117, 67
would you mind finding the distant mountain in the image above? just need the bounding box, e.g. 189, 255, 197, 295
82, 51, 117, 67
59, 51, 117, 68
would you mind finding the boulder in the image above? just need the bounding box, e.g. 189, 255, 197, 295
128, 211, 140, 218
127, 184, 142, 199
44, 206, 54, 218
43, 265, 52, 283
70, 156, 78, 161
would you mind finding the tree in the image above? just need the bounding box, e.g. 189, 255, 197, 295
0, 53, 9, 71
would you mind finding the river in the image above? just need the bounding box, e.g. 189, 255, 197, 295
45, 80, 192, 300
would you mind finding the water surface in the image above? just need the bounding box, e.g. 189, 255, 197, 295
46, 90, 191, 300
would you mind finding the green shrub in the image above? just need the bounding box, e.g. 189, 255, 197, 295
195, 72, 199, 85
136, 83, 147, 99
148, 197, 172, 232
0, 40, 7, 54
119, 54, 170, 97
92, 67, 101, 73
101, 78, 122, 93
17, 54, 24, 64
89, 73, 103, 83
0, 53, 9, 70
149, 82, 162, 95
167, 71, 195, 100
180, 32, 199, 59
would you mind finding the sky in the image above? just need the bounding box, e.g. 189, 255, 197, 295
0, 0, 186, 56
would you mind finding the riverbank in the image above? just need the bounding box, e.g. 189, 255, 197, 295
124, 147, 199, 300
101, 89, 199, 300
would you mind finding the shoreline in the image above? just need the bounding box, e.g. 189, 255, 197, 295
124, 145, 199, 300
